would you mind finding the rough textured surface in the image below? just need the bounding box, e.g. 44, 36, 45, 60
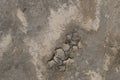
0, 0, 120, 80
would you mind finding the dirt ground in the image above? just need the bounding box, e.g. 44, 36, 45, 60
0, 0, 120, 80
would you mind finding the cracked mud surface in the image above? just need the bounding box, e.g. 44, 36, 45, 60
47, 30, 82, 72
0, 0, 120, 80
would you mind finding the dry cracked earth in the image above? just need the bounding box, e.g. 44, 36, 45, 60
0, 0, 120, 80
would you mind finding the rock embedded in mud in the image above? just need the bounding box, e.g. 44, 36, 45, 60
55, 48, 66, 60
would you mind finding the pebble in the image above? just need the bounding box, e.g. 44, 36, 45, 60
55, 48, 66, 60
62, 43, 70, 51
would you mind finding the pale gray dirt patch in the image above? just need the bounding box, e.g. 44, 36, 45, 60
0, 0, 120, 80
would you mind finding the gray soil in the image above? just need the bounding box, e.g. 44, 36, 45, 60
0, 0, 120, 80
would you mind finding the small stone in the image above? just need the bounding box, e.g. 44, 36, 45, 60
55, 48, 66, 60
78, 41, 83, 49
62, 44, 70, 51
54, 57, 63, 66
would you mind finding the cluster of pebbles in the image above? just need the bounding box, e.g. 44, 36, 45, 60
48, 31, 82, 71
